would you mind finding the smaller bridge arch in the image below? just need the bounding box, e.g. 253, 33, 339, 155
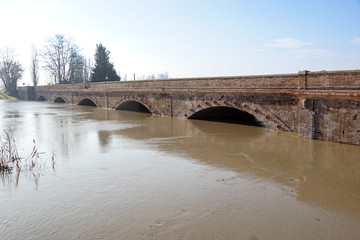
77, 95, 100, 108
38, 96, 46, 101
78, 98, 97, 107
54, 96, 66, 103
116, 100, 151, 113
112, 97, 157, 114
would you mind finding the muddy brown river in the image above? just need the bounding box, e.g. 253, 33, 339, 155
0, 100, 360, 240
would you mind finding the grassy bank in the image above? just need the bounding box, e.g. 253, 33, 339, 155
0, 89, 17, 100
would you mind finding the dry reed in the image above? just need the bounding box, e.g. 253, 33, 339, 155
0, 131, 55, 186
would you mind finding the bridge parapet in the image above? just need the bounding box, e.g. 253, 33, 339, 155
28, 70, 360, 92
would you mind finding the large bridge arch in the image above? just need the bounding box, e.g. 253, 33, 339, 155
183, 100, 292, 131
188, 106, 267, 127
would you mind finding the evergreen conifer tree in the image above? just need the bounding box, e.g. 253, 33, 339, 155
91, 43, 120, 82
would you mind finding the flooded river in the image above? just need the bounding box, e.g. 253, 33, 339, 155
0, 100, 360, 240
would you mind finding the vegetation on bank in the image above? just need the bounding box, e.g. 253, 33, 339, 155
0, 131, 55, 187
0, 89, 17, 100
0, 132, 21, 173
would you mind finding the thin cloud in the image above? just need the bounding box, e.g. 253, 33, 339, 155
287, 49, 334, 59
351, 37, 360, 45
267, 38, 312, 48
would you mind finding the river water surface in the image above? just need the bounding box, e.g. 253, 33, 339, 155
0, 100, 360, 240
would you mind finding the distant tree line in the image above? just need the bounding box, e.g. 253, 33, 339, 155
143, 72, 169, 80
0, 34, 169, 96
123, 72, 169, 81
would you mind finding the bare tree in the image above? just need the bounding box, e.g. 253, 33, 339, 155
31, 45, 39, 86
84, 57, 92, 83
68, 49, 85, 83
0, 47, 24, 97
41, 35, 78, 84
83, 57, 89, 83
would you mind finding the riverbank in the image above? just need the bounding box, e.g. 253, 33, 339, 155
0, 89, 17, 100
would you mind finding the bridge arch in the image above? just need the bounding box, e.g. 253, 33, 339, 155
78, 98, 97, 107
183, 100, 292, 131
116, 100, 151, 113
77, 95, 100, 108
54, 96, 66, 103
188, 106, 266, 127
112, 97, 157, 114
38, 96, 46, 101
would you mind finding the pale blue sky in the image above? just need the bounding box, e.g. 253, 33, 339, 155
0, 0, 360, 84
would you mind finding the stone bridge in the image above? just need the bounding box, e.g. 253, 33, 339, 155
18, 70, 360, 145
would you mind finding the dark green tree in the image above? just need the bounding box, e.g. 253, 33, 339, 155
91, 43, 120, 82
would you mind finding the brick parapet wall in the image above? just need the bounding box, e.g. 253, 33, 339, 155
29, 70, 360, 92
306, 70, 360, 88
